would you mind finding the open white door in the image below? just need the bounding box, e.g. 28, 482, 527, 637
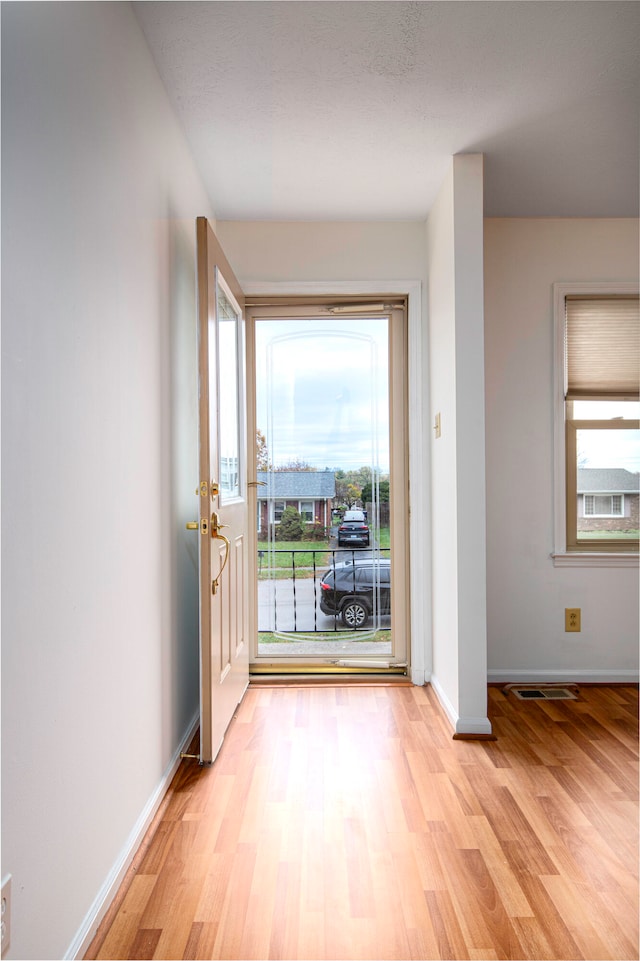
191, 217, 249, 763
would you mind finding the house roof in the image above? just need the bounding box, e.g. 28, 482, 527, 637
578, 468, 639, 494
257, 470, 336, 499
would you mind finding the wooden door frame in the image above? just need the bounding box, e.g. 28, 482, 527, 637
242, 280, 428, 685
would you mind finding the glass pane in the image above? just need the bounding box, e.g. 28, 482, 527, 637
255, 316, 391, 658
572, 400, 640, 420
216, 282, 240, 501
575, 427, 639, 540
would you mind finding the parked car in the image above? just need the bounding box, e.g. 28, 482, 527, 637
337, 509, 370, 547
320, 558, 390, 627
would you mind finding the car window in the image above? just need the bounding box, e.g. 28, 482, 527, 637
338, 569, 357, 586
354, 566, 390, 586
356, 568, 374, 586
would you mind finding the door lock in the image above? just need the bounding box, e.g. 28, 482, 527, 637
211, 511, 228, 535
186, 519, 208, 534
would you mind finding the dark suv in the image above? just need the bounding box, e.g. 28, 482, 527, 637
319, 558, 390, 627
337, 509, 370, 547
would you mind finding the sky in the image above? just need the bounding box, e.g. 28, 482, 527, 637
574, 401, 640, 473
255, 316, 390, 473
254, 336, 640, 477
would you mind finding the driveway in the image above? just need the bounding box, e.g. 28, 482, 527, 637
258, 576, 336, 633
258, 574, 391, 634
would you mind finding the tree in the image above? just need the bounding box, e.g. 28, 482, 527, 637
275, 459, 316, 472
275, 506, 305, 541
361, 479, 390, 504
256, 430, 270, 470
334, 469, 362, 507
334, 466, 389, 507
346, 483, 361, 507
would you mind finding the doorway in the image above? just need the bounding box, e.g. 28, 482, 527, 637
246, 298, 410, 675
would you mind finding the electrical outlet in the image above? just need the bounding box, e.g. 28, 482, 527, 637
1, 875, 11, 956
565, 608, 581, 632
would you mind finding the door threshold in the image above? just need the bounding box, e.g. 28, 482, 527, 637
250, 669, 412, 687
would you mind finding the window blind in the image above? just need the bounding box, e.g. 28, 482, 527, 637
565, 295, 639, 399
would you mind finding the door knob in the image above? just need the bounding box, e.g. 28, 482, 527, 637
211, 532, 230, 595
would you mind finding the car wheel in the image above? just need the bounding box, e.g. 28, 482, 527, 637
341, 598, 369, 628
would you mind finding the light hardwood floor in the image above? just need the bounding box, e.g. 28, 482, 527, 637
86, 683, 638, 960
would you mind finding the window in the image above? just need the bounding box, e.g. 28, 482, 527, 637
583, 494, 623, 517
272, 500, 285, 523
298, 500, 314, 523
555, 286, 639, 560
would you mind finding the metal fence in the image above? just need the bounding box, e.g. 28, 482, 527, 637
257, 546, 391, 633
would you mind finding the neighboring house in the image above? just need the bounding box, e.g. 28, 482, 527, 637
577, 468, 640, 532
257, 470, 336, 534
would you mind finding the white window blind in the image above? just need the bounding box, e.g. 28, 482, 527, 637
565, 296, 639, 399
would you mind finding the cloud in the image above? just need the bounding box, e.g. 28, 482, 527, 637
256, 317, 390, 471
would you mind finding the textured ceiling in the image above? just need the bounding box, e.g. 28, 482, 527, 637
134, 1, 640, 221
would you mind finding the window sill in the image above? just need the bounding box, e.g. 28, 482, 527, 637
551, 552, 639, 568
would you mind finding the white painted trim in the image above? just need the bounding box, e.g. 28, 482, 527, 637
243, 280, 428, 682
67, 711, 200, 960
406, 287, 431, 685
411, 666, 430, 686
455, 716, 494, 736
431, 674, 493, 734
430, 674, 458, 730
551, 552, 639, 568
552, 282, 568, 554
552, 281, 640, 556
488, 669, 639, 684
243, 280, 420, 299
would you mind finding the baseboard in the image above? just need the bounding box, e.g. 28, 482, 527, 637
430, 675, 493, 736
66, 710, 200, 960
411, 666, 430, 686
488, 669, 639, 684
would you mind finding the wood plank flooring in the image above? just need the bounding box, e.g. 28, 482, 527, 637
85, 683, 638, 960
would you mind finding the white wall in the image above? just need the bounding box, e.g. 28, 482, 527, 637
217, 221, 427, 285
426, 156, 491, 734
1, 5, 210, 957
484, 218, 640, 681
425, 169, 459, 706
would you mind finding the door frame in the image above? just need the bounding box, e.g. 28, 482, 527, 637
242, 280, 428, 685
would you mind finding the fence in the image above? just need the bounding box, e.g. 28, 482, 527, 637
258, 546, 391, 634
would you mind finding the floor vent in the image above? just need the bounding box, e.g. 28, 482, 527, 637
510, 686, 577, 701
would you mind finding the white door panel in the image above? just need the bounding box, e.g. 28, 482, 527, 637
194, 217, 249, 763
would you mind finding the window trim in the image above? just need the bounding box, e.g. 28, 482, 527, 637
298, 499, 315, 523
271, 499, 286, 524
582, 493, 623, 518
552, 282, 639, 567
